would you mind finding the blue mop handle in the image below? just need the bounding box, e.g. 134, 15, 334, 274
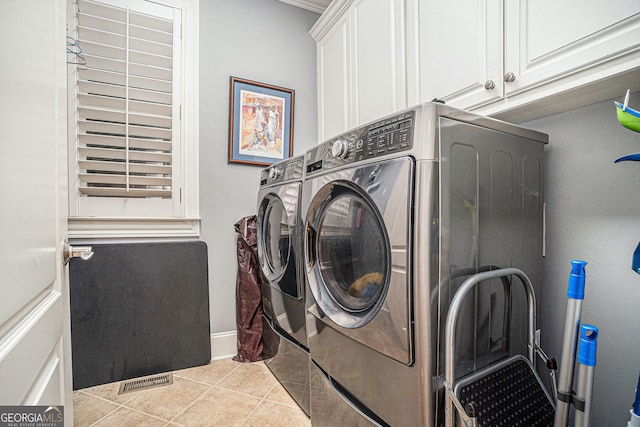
634, 373, 640, 416
577, 324, 598, 367
574, 325, 598, 427
567, 260, 587, 300
555, 260, 588, 427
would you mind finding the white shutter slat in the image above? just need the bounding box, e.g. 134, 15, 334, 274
78, 80, 172, 105
129, 74, 171, 93
78, 95, 172, 117
79, 68, 171, 93
84, 55, 126, 74
77, 14, 126, 36
129, 87, 172, 105
74, 0, 175, 201
78, 187, 172, 198
78, 107, 124, 124
129, 112, 172, 128
79, 160, 171, 175
81, 56, 172, 81
79, 146, 171, 163
129, 49, 172, 69
77, 26, 126, 48
128, 62, 172, 81
78, 68, 125, 86
79, 106, 172, 129
129, 124, 171, 140
79, 120, 172, 140
128, 99, 172, 116
79, 173, 171, 187
129, 37, 172, 57
130, 12, 172, 33
129, 25, 172, 45
78, 93, 124, 111
78, 134, 172, 152
78, 80, 125, 98
78, 0, 126, 23
79, 120, 125, 136
81, 40, 126, 61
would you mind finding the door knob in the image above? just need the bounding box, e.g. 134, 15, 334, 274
484, 80, 495, 90
62, 238, 94, 265
504, 72, 516, 83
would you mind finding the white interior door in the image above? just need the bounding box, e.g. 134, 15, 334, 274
0, 0, 73, 424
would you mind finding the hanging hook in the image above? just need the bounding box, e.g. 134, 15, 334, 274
66, 36, 87, 66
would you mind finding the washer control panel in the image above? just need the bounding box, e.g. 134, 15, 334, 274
260, 156, 304, 186
305, 109, 415, 175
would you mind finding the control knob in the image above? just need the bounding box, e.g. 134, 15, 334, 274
331, 139, 349, 159
269, 167, 282, 180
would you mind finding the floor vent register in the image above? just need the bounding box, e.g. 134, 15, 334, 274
118, 373, 174, 394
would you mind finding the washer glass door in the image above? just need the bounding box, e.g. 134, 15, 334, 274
257, 193, 298, 298
307, 181, 390, 328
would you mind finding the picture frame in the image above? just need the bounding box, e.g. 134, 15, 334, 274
228, 76, 295, 166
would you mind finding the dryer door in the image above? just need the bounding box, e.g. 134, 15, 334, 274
305, 157, 413, 337
257, 182, 302, 299
307, 180, 390, 327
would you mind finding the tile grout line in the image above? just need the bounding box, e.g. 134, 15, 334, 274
166, 380, 214, 425
165, 362, 253, 425
82, 380, 176, 426
78, 360, 307, 426
239, 381, 280, 427
81, 390, 129, 427
82, 363, 242, 426
118, 373, 217, 425
172, 361, 243, 388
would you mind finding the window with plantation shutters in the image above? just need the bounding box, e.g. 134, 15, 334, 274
68, 0, 198, 237
74, 0, 177, 201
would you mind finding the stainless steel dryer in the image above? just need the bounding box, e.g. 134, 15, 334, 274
256, 155, 309, 416
302, 103, 548, 426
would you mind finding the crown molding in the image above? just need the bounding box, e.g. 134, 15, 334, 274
278, 0, 330, 14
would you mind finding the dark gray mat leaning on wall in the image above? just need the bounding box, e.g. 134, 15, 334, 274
69, 241, 211, 390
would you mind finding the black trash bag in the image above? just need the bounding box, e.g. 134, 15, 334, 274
232, 215, 264, 363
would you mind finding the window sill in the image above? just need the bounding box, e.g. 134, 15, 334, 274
68, 217, 201, 240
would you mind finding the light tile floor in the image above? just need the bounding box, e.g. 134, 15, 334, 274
73, 358, 311, 427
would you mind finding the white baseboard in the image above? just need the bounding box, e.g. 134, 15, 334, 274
210, 330, 237, 361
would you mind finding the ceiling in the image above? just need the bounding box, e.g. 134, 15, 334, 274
278, 0, 331, 14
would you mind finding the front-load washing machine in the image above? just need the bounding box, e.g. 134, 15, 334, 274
256, 155, 310, 416
302, 103, 548, 426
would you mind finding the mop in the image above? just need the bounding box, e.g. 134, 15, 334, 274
554, 260, 600, 427
554, 260, 588, 427
573, 324, 598, 427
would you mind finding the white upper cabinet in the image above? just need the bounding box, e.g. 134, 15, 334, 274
311, 0, 407, 141
314, 0, 640, 128
418, 0, 640, 119
352, 0, 407, 126
315, 10, 351, 141
504, 0, 640, 96
418, 0, 504, 110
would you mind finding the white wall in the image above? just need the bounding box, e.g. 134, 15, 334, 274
524, 94, 640, 426
199, 0, 319, 341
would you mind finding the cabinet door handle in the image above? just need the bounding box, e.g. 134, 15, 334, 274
504, 72, 516, 83
484, 80, 495, 90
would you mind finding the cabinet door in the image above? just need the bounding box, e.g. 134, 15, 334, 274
317, 14, 351, 142
504, 0, 640, 96
418, 0, 503, 109
352, 0, 406, 125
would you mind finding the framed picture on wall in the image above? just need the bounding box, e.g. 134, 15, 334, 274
228, 76, 295, 166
